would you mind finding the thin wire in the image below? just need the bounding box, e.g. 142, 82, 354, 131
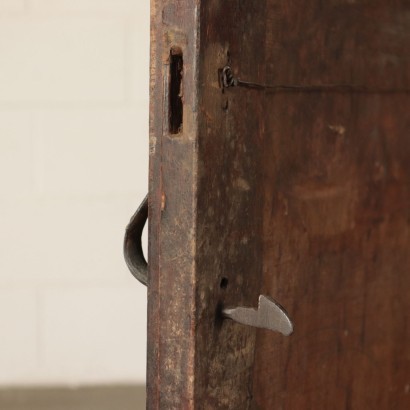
236, 79, 410, 94
221, 66, 410, 94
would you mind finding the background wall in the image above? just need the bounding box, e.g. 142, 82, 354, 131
0, 0, 149, 385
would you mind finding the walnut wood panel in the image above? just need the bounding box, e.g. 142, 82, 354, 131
148, 0, 410, 409
253, 2, 410, 409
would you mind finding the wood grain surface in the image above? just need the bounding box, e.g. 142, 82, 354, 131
253, 2, 410, 409
148, 0, 410, 408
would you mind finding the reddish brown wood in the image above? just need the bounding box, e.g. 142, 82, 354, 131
148, 0, 410, 409
147, 1, 198, 408
253, 2, 410, 409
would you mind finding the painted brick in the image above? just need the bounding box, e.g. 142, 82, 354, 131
29, 0, 144, 13
0, 195, 146, 285
126, 18, 150, 102
0, 0, 25, 12
38, 107, 148, 195
0, 111, 35, 196
41, 287, 147, 383
0, 17, 125, 102
0, 0, 150, 387
0, 289, 38, 384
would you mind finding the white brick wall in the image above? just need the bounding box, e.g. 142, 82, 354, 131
29, 0, 144, 14
0, 0, 25, 12
0, 111, 35, 196
0, 18, 125, 102
0, 0, 149, 385
0, 289, 38, 384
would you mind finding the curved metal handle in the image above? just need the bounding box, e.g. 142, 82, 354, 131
123, 195, 148, 286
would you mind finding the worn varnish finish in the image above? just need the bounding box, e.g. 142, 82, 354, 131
148, 0, 410, 409
148, 0, 198, 408
253, 2, 410, 409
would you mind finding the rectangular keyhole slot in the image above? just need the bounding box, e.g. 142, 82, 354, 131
169, 48, 183, 134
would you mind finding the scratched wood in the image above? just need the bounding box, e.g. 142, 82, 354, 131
252, 2, 410, 409
148, 0, 410, 409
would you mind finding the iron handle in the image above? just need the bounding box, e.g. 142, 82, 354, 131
123, 194, 294, 335
123, 195, 148, 286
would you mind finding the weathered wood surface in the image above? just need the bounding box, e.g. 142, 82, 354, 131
148, 0, 410, 409
147, 1, 198, 408
253, 2, 410, 409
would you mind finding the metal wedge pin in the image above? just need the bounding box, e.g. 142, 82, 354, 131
223, 295, 294, 336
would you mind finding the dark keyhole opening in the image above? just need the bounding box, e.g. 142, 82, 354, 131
169, 48, 183, 134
